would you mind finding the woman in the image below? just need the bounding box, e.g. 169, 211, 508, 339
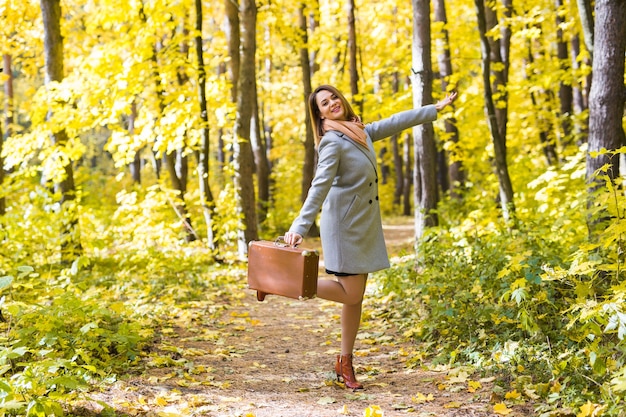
284, 85, 457, 390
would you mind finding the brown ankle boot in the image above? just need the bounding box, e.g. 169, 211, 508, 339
335, 354, 364, 390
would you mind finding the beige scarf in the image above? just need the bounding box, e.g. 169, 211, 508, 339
322, 118, 369, 149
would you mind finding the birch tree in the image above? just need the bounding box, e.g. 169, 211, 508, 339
194, 0, 217, 250
412, 0, 439, 238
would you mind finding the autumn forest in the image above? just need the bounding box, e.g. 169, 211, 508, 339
1, 0, 625, 415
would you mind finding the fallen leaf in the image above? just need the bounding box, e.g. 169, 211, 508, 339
154, 396, 169, 406
494, 402, 512, 415
317, 396, 336, 405
505, 389, 521, 400
523, 388, 540, 400
448, 371, 470, 384
363, 405, 384, 417
338, 405, 350, 415
468, 380, 482, 392
444, 401, 461, 408
411, 392, 435, 404
577, 401, 605, 417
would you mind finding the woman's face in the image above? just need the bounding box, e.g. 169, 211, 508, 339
315, 89, 346, 121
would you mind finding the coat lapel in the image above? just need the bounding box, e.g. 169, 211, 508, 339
335, 132, 378, 172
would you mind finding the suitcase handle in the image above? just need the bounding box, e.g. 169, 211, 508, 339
275, 236, 297, 248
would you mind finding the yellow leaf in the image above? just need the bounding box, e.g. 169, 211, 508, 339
577, 401, 605, 417
505, 389, 521, 400
578, 402, 593, 417
551, 381, 562, 393
448, 371, 470, 384
412, 392, 434, 404
338, 405, 350, 415
468, 380, 482, 392
154, 396, 168, 406
494, 402, 512, 415
444, 401, 461, 408
363, 405, 384, 417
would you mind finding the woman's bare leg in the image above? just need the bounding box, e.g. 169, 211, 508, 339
317, 274, 367, 354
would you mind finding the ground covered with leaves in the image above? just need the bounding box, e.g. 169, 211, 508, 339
73, 225, 533, 417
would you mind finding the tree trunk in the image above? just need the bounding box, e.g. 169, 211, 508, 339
0, 112, 3, 216
251, 87, 270, 225
570, 35, 589, 146
525, 38, 558, 166
194, 0, 216, 251
585, 0, 626, 234
555, 0, 573, 143
128, 101, 142, 184
346, 0, 361, 114
485, 0, 510, 142
577, 0, 594, 58
3, 55, 13, 141
412, 0, 439, 240
403, 132, 412, 216
233, 0, 259, 257
143, 8, 194, 243
1, 54, 13, 216
224, 0, 240, 103
298, 1, 319, 237
308, 0, 320, 75
40, 0, 82, 261
474, 0, 515, 222
433, 0, 463, 200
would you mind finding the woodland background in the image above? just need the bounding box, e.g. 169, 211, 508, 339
1, 0, 626, 415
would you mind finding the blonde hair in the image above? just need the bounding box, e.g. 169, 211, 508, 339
308, 85, 359, 147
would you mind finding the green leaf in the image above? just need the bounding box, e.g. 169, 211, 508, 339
0, 276, 13, 290
80, 322, 99, 334
48, 376, 86, 390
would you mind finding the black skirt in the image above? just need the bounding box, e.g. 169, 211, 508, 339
325, 269, 357, 277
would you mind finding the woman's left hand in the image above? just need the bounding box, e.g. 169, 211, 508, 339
435, 91, 458, 111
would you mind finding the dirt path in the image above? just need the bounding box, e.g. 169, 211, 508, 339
83, 223, 532, 417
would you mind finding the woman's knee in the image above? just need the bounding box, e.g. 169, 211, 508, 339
345, 293, 364, 306
340, 275, 367, 305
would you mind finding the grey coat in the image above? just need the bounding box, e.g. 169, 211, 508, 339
289, 105, 438, 274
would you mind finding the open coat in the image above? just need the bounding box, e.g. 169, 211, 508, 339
289, 105, 438, 274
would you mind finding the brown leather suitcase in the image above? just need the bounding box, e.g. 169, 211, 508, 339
247, 238, 319, 301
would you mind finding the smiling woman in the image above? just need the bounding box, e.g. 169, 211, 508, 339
283, 84, 457, 390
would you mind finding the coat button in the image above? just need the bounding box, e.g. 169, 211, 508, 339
369, 182, 372, 186
376, 196, 379, 200
369, 200, 373, 204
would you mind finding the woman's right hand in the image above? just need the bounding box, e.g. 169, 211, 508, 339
284, 232, 303, 247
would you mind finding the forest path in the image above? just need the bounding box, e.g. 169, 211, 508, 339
83, 222, 529, 417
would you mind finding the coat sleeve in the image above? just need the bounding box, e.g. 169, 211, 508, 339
288, 136, 340, 237
366, 105, 438, 142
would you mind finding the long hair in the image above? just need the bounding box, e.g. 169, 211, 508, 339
308, 85, 359, 147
